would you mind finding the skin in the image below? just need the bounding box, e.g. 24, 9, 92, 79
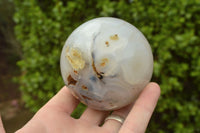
0, 116, 5, 133
0, 82, 160, 133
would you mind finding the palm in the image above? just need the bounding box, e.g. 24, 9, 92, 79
16, 83, 160, 133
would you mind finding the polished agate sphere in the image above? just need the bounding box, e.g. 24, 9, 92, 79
60, 17, 153, 111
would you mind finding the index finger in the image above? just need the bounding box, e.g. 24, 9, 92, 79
44, 86, 80, 114
119, 82, 161, 133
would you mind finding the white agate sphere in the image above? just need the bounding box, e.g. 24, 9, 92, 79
60, 17, 153, 111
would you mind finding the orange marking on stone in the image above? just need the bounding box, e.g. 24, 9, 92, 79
110, 34, 119, 40
82, 85, 88, 91
82, 95, 92, 100
100, 58, 109, 67
105, 41, 109, 47
67, 75, 77, 85
74, 70, 78, 74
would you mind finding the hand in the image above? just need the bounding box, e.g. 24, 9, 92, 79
16, 82, 160, 133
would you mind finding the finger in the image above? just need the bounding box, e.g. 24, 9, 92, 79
80, 108, 109, 125
44, 86, 80, 114
119, 82, 160, 133
102, 83, 159, 132
102, 103, 133, 133
0, 115, 5, 133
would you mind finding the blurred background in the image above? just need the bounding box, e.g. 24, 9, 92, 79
0, 0, 200, 132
